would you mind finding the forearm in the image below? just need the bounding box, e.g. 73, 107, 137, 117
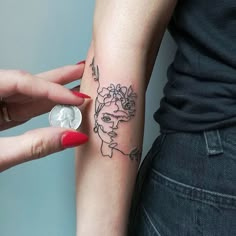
76, 1, 176, 235
76, 46, 144, 236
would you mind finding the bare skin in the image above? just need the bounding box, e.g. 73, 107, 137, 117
76, 0, 177, 235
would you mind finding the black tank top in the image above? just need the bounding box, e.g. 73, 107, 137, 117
155, 0, 236, 132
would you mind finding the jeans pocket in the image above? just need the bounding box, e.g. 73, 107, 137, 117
148, 169, 236, 236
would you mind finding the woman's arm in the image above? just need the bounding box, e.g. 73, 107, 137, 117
76, 0, 177, 235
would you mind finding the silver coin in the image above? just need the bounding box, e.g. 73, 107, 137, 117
49, 105, 82, 130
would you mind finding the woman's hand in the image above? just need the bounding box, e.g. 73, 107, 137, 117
0, 63, 89, 172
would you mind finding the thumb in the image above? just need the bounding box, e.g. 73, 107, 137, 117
0, 127, 88, 172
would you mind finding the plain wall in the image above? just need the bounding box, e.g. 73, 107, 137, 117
0, 1, 176, 235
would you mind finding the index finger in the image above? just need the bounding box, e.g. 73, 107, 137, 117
37, 63, 85, 84
0, 70, 88, 105
5, 63, 85, 103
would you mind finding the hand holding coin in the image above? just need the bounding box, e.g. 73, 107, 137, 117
0, 62, 90, 173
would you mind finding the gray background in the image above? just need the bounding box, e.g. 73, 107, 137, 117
0, 1, 176, 235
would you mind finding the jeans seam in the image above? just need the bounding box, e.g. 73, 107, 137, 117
151, 169, 236, 209
141, 204, 161, 236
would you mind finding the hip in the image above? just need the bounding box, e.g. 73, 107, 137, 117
128, 127, 236, 235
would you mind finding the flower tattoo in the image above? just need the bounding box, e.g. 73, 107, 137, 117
90, 58, 141, 161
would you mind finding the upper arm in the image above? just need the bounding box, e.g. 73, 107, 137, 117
93, 0, 178, 53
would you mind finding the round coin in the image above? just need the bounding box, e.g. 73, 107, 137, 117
49, 105, 82, 130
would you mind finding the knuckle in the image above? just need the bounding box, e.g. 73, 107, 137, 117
30, 136, 48, 160
12, 70, 32, 92
12, 69, 29, 77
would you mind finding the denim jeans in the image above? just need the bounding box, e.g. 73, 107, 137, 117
128, 128, 236, 236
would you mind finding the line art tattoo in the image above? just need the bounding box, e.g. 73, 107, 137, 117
90, 58, 141, 161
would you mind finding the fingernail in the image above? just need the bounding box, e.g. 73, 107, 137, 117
61, 131, 88, 148
76, 60, 86, 65
72, 91, 91, 99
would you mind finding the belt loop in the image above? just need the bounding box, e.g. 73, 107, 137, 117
203, 129, 223, 156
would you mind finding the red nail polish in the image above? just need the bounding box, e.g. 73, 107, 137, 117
72, 91, 91, 99
76, 60, 86, 65
61, 131, 88, 148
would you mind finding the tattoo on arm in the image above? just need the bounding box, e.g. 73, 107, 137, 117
90, 58, 141, 161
